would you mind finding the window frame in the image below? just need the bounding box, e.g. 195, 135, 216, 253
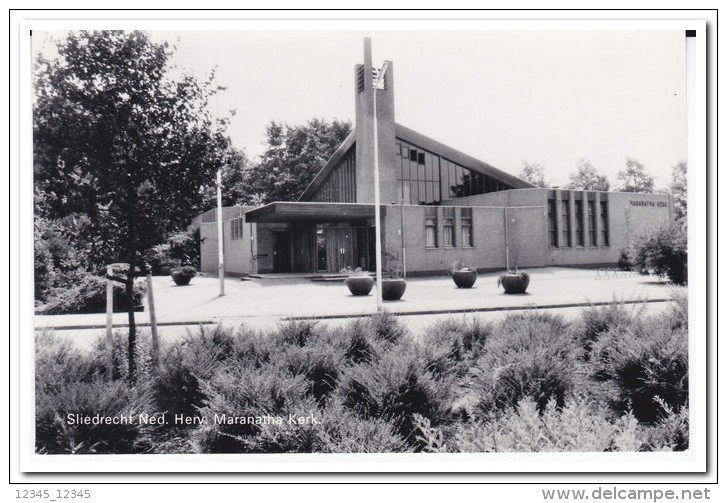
460, 207, 473, 247
424, 207, 438, 248
560, 198, 572, 248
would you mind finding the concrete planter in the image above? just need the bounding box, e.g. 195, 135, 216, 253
452, 269, 477, 288
171, 267, 196, 286
345, 275, 375, 296
498, 273, 530, 294
382, 278, 407, 301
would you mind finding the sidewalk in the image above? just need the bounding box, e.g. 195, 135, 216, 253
35, 267, 684, 331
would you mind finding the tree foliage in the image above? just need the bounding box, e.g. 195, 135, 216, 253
198, 147, 257, 207
617, 158, 655, 193
34, 30, 232, 380
518, 161, 549, 188
670, 161, 687, 222
629, 222, 687, 285
245, 118, 352, 203
567, 158, 610, 191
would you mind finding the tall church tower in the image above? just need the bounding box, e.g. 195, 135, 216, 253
354, 38, 398, 204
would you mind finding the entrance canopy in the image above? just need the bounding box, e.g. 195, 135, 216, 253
244, 202, 386, 223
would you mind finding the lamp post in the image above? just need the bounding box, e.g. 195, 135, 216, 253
372, 61, 389, 312
216, 168, 225, 297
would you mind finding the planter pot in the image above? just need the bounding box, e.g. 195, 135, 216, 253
452, 269, 477, 288
381, 278, 407, 301
499, 274, 530, 294
159, 265, 171, 276
171, 269, 194, 286
345, 275, 375, 296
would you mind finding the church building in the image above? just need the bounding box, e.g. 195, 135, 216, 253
196, 39, 673, 277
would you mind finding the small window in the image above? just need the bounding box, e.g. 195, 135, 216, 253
425, 207, 438, 248
461, 208, 473, 247
600, 201, 610, 246
547, 199, 558, 247
588, 200, 597, 246
575, 200, 584, 247
418, 152, 425, 165
561, 199, 572, 247
410, 149, 418, 162
231, 219, 244, 241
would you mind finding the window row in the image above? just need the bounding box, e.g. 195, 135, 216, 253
548, 195, 609, 248
396, 139, 513, 205
425, 207, 473, 248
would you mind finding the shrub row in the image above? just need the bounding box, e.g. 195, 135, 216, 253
35, 297, 689, 454
43, 273, 147, 315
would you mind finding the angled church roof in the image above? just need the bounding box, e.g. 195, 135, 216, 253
299, 38, 534, 205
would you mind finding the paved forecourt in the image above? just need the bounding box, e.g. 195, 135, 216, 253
36, 267, 683, 329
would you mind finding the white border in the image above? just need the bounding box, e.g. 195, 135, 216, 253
12, 13, 712, 479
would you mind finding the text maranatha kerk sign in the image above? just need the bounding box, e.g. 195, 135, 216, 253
630, 200, 668, 207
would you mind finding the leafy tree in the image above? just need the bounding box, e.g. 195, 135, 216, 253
670, 161, 687, 222
617, 158, 655, 193
34, 31, 231, 381
198, 147, 259, 207
246, 118, 352, 203
518, 161, 549, 188
567, 158, 610, 191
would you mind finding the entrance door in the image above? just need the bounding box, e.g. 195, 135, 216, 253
325, 228, 356, 272
273, 231, 291, 273
316, 229, 327, 272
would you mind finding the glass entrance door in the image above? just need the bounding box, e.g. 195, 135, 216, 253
315, 226, 360, 273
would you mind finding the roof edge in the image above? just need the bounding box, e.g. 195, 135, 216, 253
298, 129, 357, 201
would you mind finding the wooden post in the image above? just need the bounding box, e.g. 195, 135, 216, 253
105, 265, 114, 381
146, 271, 160, 373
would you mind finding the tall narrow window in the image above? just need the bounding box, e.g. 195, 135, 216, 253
575, 200, 584, 247
443, 207, 455, 247
587, 200, 597, 246
547, 199, 558, 247
600, 201, 610, 246
561, 198, 572, 247
461, 208, 473, 247
425, 207, 438, 248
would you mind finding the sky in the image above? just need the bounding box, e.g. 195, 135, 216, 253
34, 29, 687, 189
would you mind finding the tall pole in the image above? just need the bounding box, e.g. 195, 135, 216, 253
372, 62, 388, 312
400, 198, 406, 278
504, 206, 510, 271
216, 169, 225, 296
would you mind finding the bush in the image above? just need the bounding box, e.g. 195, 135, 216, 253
575, 301, 641, 359
370, 311, 407, 343
468, 311, 580, 415
191, 364, 313, 453
36, 380, 154, 454
644, 399, 689, 451
36, 331, 103, 394
318, 402, 411, 453
335, 343, 454, 449
145, 226, 202, 273
629, 222, 688, 284
87, 329, 155, 383
441, 396, 642, 453
589, 310, 688, 424
43, 273, 146, 315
